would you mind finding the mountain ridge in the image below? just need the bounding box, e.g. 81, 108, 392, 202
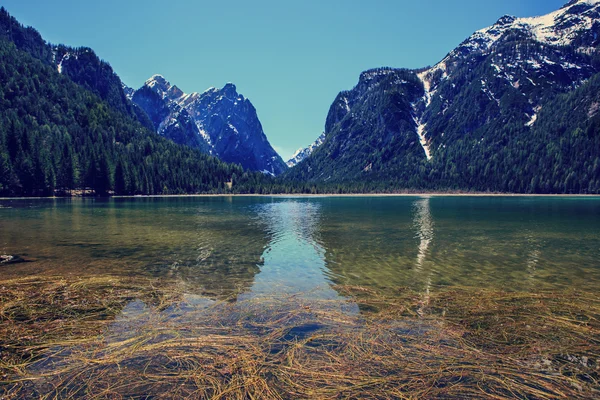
285, 0, 600, 193
130, 74, 287, 176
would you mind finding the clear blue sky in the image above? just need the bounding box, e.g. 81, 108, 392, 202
2, 0, 565, 160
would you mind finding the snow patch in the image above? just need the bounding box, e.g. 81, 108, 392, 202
417, 59, 448, 108
411, 63, 448, 161
195, 122, 213, 147
57, 53, 70, 74
459, 1, 600, 54
480, 80, 501, 106
411, 103, 432, 161
416, 121, 432, 161
526, 106, 542, 127
342, 96, 350, 112
526, 114, 538, 127
227, 123, 239, 135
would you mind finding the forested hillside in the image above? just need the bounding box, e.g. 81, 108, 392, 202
285, 1, 600, 194
0, 34, 266, 196
0, 8, 152, 127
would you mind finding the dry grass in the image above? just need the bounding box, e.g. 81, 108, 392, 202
1, 276, 599, 399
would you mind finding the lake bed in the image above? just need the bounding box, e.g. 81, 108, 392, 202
1, 196, 599, 398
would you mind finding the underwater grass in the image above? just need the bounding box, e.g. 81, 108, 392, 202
0, 275, 599, 399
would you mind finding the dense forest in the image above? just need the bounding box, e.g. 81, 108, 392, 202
0, 7, 290, 197
0, 36, 276, 196
1, 5, 600, 196
284, 34, 600, 194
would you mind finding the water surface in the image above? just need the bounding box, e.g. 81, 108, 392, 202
3, 195, 600, 398
1, 196, 599, 298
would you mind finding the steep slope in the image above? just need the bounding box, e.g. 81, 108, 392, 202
0, 9, 266, 196
286, 0, 600, 193
287, 68, 429, 184
287, 133, 325, 167
131, 81, 211, 153
131, 75, 287, 175
0, 8, 153, 130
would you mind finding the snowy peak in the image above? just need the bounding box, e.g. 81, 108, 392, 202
145, 74, 170, 94
143, 76, 246, 112
146, 74, 168, 87
411, 0, 599, 138
562, 0, 600, 8
144, 74, 188, 102
401, 0, 600, 164
287, 133, 326, 168
132, 75, 287, 175
458, 0, 600, 55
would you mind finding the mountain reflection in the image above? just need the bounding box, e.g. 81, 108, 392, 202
3, 196, 600, 302
137, 198, 271, 300
414, 197, 433, 270
413, 197, 434, 315
320, 197, 432, 293
243, 200, 342, 300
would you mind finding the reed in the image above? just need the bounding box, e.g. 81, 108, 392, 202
1, 275, 598, 399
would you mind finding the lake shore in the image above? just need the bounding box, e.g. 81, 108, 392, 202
2, 192, 600, 200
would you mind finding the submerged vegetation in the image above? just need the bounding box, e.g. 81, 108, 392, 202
1, 274, 599, 399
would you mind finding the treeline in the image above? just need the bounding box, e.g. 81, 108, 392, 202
0, 38, 258, 196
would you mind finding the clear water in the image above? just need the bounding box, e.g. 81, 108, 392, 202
1, 195, 599, 299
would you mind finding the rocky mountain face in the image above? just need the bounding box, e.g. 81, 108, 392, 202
130, 75, 287, 175
286, 133, 325, 167
287, 0, 600, 193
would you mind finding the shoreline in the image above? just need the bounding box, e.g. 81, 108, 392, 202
2, 192, 600, 200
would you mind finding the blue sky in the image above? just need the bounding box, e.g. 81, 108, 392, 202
3, 0, 566, 160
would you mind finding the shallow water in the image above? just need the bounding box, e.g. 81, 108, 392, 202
3, 196, 600, 398
1, 195, 600, 298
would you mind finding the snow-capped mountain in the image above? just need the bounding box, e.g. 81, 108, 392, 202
287, 133, 326, 167
459, 0, 600, 52
131, 75, 287, 175
412, 0, 600, 158
286, 0, 600, 193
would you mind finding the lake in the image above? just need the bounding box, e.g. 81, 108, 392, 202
1, 196, 599, 398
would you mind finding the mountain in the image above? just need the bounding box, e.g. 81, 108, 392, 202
0, 7, 269, 196
286, 0, 600, 193
130, 75, 287, 176
287, 133, 326, 168
0, 8, 157, 132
